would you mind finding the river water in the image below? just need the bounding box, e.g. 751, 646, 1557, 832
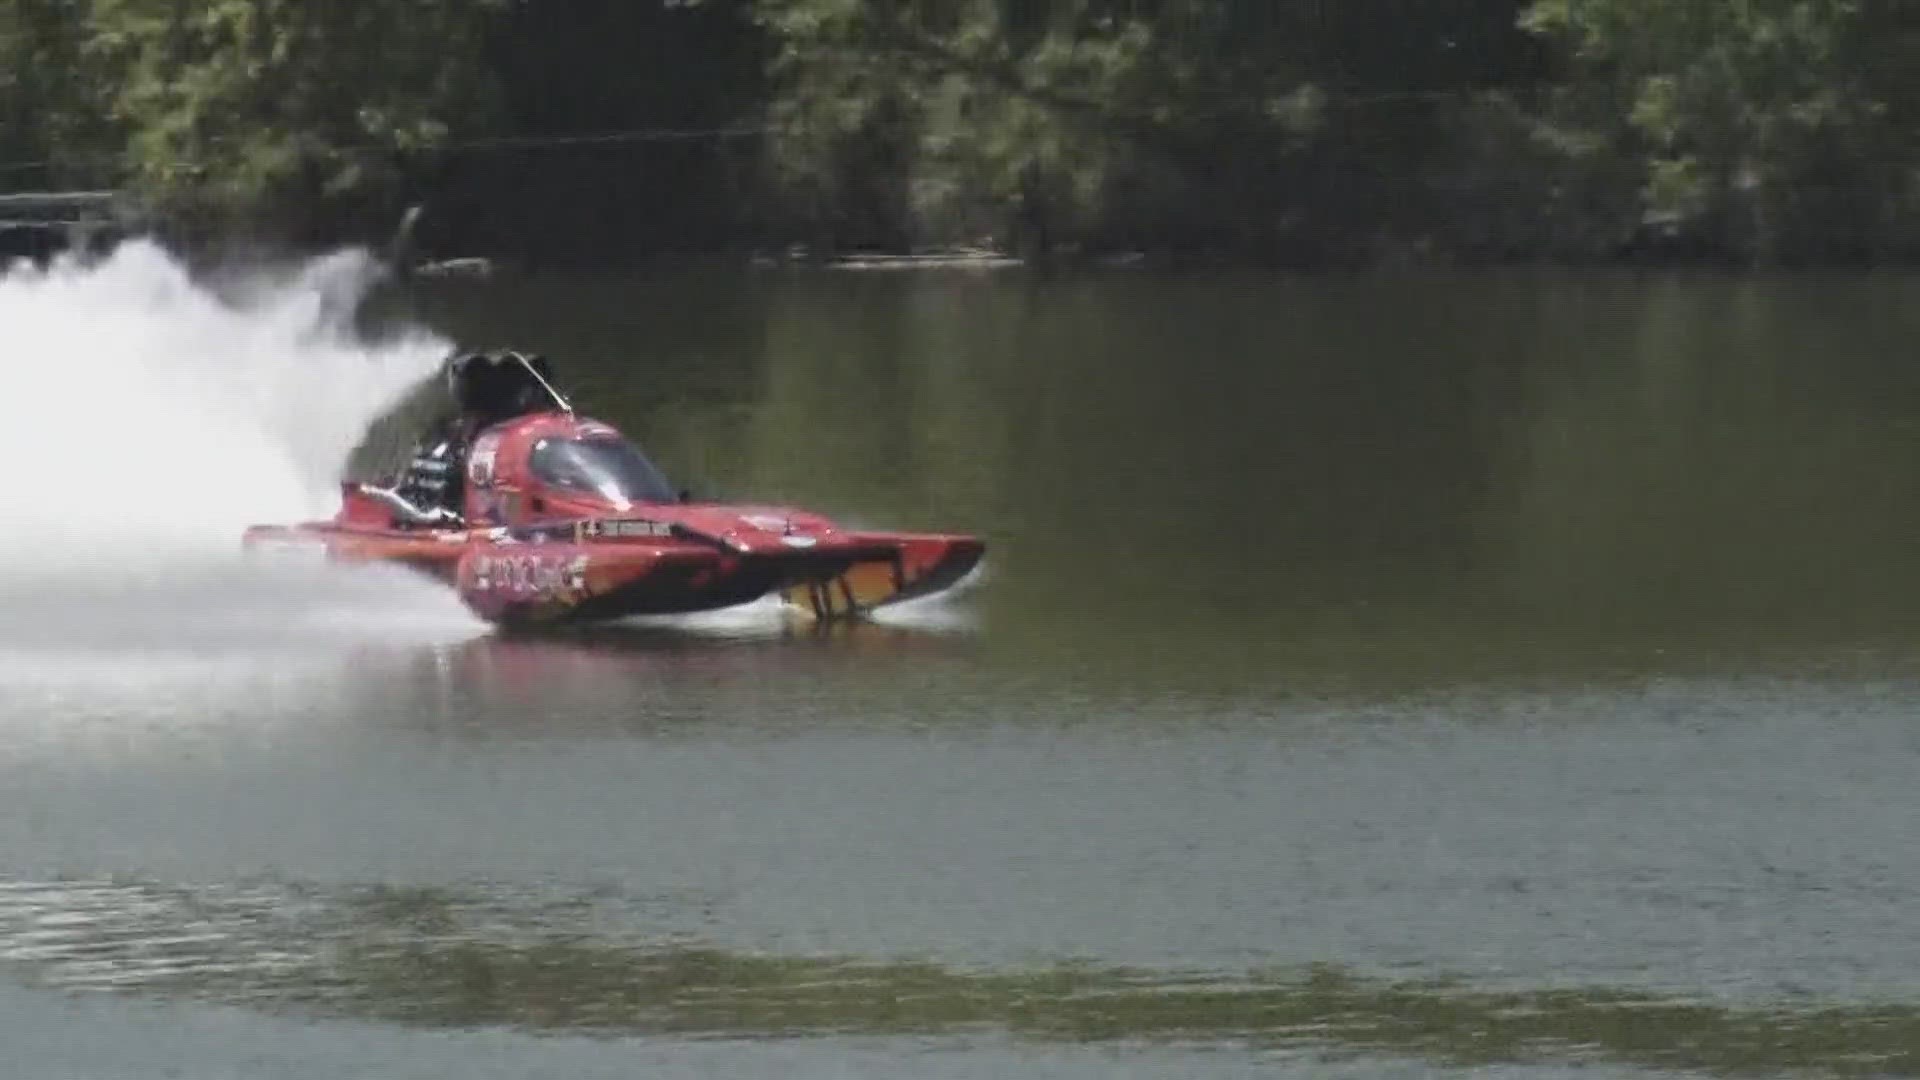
4, 254, 1920, 1077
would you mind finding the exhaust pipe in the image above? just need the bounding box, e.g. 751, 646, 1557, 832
357, 484, 463, 528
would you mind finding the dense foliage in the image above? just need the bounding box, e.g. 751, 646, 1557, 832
4, 0, 1919, 265
86, 0, 506, 237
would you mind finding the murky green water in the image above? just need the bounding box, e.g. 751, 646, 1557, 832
8, 268, 1920, 1077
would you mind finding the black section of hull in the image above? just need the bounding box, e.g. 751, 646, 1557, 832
497, 550, 870, 627
893, 543, 983, 604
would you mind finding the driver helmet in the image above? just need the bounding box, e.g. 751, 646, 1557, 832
443, 350, 481, 406
443, 348, 561, 416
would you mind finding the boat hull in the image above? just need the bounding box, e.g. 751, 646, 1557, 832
241, 520, 983, 628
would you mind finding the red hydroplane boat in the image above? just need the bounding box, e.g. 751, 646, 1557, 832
242, 409, 984, 628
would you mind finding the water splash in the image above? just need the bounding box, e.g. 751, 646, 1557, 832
868, 560, 989, 634
0, 240, 479, 651
609, 561, 988, 641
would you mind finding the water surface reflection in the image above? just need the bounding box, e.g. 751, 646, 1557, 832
10, 269, 1920, 1077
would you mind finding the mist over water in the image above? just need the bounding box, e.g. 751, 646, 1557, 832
0, 241, 480, 652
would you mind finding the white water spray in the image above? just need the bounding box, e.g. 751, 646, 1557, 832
0, 240, 480, 652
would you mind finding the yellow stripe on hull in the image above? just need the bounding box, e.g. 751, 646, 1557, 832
782, 560, 903, 620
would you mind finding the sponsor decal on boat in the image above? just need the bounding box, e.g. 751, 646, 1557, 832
470, 553, 589, 598
578, 518, 673, 540
468, 432, 502, 486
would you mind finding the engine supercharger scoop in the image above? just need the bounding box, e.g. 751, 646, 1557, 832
241, 410, 984, 628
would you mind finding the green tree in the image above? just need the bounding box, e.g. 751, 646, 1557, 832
0, 0, 118, 190
753, 0, 1335, 259
84, 0, 507, 238
1521, 0, 1905, 262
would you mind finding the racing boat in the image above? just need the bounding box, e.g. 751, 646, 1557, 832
241, 409, 984, 628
